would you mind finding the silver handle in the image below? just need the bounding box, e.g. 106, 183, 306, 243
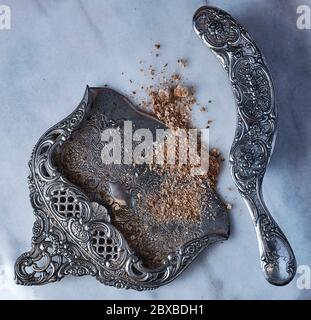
247, 187, 296, 285
193, 5, 296, 285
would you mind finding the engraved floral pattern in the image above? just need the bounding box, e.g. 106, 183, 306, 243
194, 8, 240, 48
232, 138, 267, 180
233, 57, 272, 120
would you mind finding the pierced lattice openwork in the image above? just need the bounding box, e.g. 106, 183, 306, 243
90, 229, 120, 261
51, 189, 81, 218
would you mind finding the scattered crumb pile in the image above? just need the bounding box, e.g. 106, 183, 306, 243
147, 174, 202, 221
146, 147, 221, 222
149, 83, 195, 129
126, 44, 223, 222
140, 67, 221, 188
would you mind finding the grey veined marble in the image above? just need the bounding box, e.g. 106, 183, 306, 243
0, 0, 311, 299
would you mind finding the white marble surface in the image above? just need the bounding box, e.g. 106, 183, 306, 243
0, 0, 311, 299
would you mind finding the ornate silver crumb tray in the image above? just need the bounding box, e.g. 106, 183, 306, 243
15, 86, 229, 290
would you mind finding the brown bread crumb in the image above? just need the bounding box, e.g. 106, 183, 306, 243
173, 85, 189, 98
177, 59, 188, 68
